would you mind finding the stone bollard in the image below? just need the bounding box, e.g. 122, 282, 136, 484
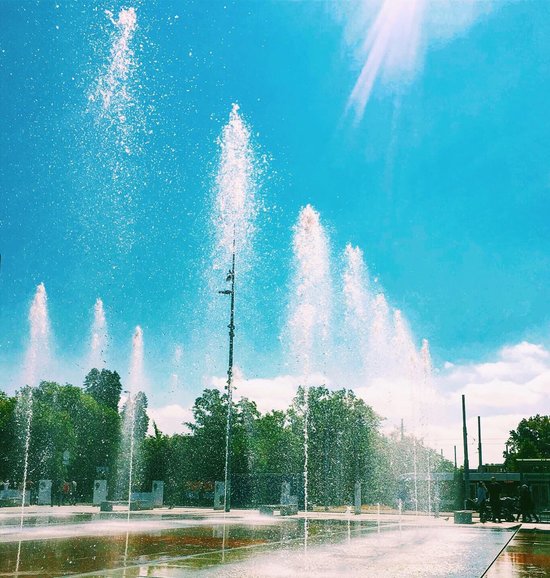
454, 510, 473, 524
214, 481, 225, 510
93, 480, 107, 506
152, 481, 164, 507
38, 480, 52, 506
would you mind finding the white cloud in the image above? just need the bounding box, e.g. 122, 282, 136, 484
148, 404, 192, 436
439, 341, 550, 412
461, 379, 542, 409
427, 341, 550, 464
211, 370, 330, 414
147, 341, 549, 466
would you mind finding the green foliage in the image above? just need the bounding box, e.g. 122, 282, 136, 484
6, 382, 121, 496
185, 389, 249, 482
142, 425, 194, 504
84, 369, 122, 412
505, 414, 550, 471
0, 392, 17, 482
0, 376, 456, 509
289, 386, 383, 505
117, 391, 150, 494
253, 410, 301, 474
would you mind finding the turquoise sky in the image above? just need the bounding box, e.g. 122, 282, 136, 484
1, 0, 549, 415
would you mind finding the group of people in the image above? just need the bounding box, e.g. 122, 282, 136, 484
476, 477, 539, 523
53, 480, 77, 506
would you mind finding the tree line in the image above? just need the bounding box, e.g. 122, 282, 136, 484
17, 367, 550, 509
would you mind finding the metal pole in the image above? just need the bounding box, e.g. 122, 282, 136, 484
221, 244, 236, 513
462, 395, 470, 509
477, 416, 483, 472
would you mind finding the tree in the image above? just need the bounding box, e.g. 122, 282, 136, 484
505, 414, 550, 472
253, 410, 301, 475
133, 392, 149, 442
186, 389, 229, 482
117, 391, 150, 495
288, 385, 382, 507
64, 387, 120, 498
84, 369, 122, 412
7, 382, 120, 500
16, 382, 77, 484
0, 391, 17, 483
142, 422, 169, 487
232, 397, 260, 475
186, 390, 261, 483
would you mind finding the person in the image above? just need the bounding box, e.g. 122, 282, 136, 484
26, 480, 35, 505
519, 483, 540, 523
476, 481, 488, 522
487, 477, 501, 523
518, 484, 531, 522
71, 481, 77, 505
62, 480, 70, 505
53, 480, 63, 506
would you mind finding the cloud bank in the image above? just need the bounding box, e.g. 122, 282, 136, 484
151, 341, 549, 465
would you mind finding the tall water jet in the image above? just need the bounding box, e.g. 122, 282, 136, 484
117, 326, 145, 506
342, 244, 373, 384
22, 283, 52, 387
419, 338, 435, 513
89, 6, 139, 155
17, 283, 51, 541
169, 344, 183, 391
212, 103, 258, 274
368, 292, 392, 379
200, 103, 259, 381
392, 309, 421, 513
288, 205, 333, 374
84, 6, 144, 257
419, 338, 434, 428
128, 325, 144, 391
391, 308, 421, 430
15, 387, 33, 536
392, 309, 420, 383
287, 204, 333, 538
88, 298, 108, 370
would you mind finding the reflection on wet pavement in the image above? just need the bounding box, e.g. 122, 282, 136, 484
485, 530, 550, 577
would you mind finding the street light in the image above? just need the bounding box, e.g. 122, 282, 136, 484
218, 243, 236, 513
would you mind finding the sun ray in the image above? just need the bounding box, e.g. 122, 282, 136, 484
346, 0, 427, 122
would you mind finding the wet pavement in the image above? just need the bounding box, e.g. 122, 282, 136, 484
484, 529, 550, 577
0, 506, 547, 577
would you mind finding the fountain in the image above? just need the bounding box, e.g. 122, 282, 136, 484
1, 113, 493, 577
286, 204, 333, 546
0, 165, 527, 578
22, 283, 52, 388
116, 326, 145, 508
341, 243, 372, 382
2, 4, 541, 577
88, 297, 108, 370
17, 284, 52, 513
169, 344, 184, 391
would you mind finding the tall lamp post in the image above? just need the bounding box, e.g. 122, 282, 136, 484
219, 243, 236, 513
462, 394, 470, 509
